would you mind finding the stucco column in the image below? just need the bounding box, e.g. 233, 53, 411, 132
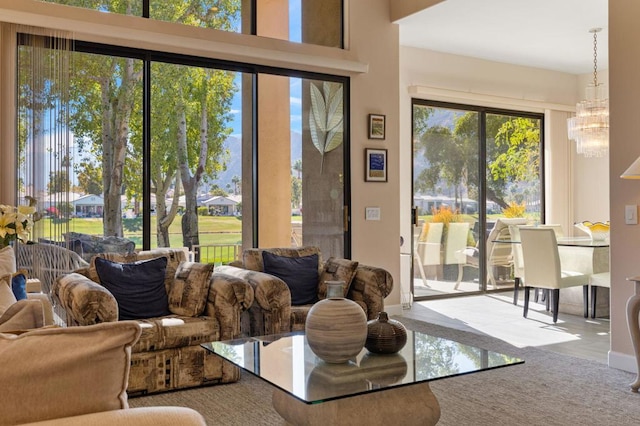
256, 0, 292, 247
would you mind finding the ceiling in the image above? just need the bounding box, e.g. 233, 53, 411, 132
397, 0, 608, 75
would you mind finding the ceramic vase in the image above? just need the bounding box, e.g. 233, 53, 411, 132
365, 311, 407, 354
305, 281, 367, 364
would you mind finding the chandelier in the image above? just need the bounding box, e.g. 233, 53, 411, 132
567, 28, 609, 158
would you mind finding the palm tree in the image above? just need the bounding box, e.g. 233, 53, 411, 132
292, 159, 302, 179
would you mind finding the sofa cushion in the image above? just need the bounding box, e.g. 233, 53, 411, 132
0, 321, 141, 425
168, 262, 214, 317
64, 232, 135, 262
9, 270, 28, 300
0, 245, 16, 277
86, 248, 186, 295
262, 251, 319, 306
132, 315, 219, 352
95, 256, 171, 321
243, 247, 322, 272
318, 257, 359, 298
0, 299, 45, 332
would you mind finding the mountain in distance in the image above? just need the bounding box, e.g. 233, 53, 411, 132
211, 131, 302, 192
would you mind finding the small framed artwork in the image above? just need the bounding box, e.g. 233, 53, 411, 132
368, 114, 386, 140
365, 148, 388, 182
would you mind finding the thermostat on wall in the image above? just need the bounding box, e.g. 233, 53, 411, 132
365, 207, 381, 221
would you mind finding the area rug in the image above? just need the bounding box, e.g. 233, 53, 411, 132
129, 317, 640, 425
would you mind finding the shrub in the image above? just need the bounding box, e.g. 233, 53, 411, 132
502, 202, 526, 218
431, 205, 461, 225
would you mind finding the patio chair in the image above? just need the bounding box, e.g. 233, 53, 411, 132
15, 242, 89, 324
456, 218, 526, 290
485, 218, 528, 289
414, 222, 444, 286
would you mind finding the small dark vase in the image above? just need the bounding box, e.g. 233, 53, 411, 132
365, 312, 407, 354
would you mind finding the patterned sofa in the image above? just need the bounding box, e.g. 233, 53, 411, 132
218, 246, 393, 336
52, 248, 255, 396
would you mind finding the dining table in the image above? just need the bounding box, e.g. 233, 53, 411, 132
494, 235, 610, 316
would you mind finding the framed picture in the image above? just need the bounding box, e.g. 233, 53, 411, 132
365, 148, 388, 182
368, 114, 386, 140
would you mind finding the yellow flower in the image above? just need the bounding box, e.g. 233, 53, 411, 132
0, 214, 16, 239
17, 205, 36, 216
0, 200, 37, 247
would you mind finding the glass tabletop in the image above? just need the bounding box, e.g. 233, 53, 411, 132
202, 330, 523, 404
493, 236, 609, 247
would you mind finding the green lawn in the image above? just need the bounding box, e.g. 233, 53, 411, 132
39, 215, 244, 263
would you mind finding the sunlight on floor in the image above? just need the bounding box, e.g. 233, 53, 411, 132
401, 291, 610, 363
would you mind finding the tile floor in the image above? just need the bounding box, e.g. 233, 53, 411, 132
400, 291, 611, 364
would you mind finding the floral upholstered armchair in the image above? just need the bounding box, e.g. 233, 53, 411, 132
52, 248, 256, 396
217, 246, 394, 336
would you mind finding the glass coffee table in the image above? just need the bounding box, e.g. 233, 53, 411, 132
202, 329, 523, 425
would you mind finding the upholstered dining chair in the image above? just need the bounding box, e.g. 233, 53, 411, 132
511, 224, 565, 306
589, 271, 610, 319
519, 227, 590, 323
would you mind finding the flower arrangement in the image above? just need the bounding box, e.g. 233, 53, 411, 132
0, 202, 36, 248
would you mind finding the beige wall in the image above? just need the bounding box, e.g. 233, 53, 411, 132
609, 0, 640, 372
347, 0, 401, 310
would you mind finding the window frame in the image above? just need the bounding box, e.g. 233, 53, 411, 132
16, 34, 352, 257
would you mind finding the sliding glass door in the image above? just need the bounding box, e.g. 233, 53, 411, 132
412, 100, 543, 299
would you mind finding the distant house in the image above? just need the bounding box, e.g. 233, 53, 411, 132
73, 194, 104, 217
202, 195, 239, 216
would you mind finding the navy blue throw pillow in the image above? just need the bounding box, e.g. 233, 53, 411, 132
95, 256, 170, 321
11, 272, 28, 301
262, 252, 319, 306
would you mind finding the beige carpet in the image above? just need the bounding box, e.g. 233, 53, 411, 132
129, 317, 640, 425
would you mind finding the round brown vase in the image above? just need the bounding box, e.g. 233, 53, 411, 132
305, 282, 367, 364
365, 312, 408, 354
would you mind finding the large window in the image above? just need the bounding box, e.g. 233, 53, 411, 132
17, 33, 349, 263
39, 0, 344, 48
411, 100, 543, 299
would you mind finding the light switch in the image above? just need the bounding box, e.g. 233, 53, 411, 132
626, 205, 638, 225
365, 207, 381, 221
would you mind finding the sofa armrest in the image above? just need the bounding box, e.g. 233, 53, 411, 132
26, 293, 54, 326
216, 265, 291, 335
52, 273, 118, 326
21, 406, 207, 426
206, 273, 255, 340
349, 265, 394, 320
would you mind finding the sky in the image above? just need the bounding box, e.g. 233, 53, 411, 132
228, 0, 302, 137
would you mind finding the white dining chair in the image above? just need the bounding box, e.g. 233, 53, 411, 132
519, 227, 590, 323
589, 271, 610, 319
510, 224, 564, 306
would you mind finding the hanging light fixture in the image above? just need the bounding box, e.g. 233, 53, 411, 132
567, 28, 609, 158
